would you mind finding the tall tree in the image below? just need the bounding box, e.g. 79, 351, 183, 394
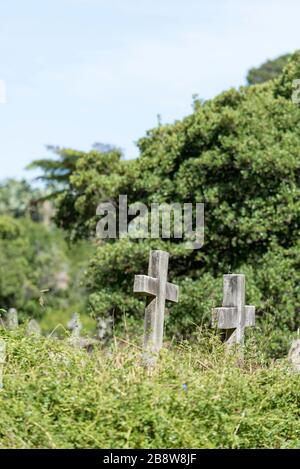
0, 179, 41, 218
246, 53, 291, 85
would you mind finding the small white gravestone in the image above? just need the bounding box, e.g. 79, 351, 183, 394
0, 310, 5, 328
67, 313, 97, 352
288, 340, 300, 372
26, 319, 42, 338
96, 316, 113, 343
0, 339, 6, 389
212, 274, 255, 347
67, 313, 82, 338
6, 308, 19, 331
134, 250, 179, 366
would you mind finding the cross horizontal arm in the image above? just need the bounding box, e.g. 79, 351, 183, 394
134, 275, 179, 303
134, 275, 157, 297
245, 305, 255, 327
166, 282, 179, 303
212, 305, 255, 329
212, 307, 236, 329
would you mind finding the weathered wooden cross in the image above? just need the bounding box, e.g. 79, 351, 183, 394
134, 250, 179, 365
212, 274, 255, 346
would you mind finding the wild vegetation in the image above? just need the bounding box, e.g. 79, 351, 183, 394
0, 179, 94, 333
1, 328, 300, 449
1, 53, 300, 449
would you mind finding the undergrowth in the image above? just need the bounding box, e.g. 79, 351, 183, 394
0, 328, 300, 449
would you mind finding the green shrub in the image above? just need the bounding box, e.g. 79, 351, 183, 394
1, 330, 300, 449
0, 215, 91, 322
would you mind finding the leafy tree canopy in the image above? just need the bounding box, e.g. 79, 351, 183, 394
30, 52, 300, 355
246, 53, 291, 85
0, 179, 41, 218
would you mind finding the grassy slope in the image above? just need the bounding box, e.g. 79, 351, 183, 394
0, 329, 300, 449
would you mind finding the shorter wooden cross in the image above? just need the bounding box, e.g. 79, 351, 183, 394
134, 250, 179, 365
212, 274, 255, 346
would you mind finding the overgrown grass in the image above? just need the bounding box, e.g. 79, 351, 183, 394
0, 328, 300, 449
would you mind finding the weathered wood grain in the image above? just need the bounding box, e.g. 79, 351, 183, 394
213, 274, 255, 347
134, 250, 179, 366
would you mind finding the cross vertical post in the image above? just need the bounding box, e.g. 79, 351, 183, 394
134, 250, 179, 366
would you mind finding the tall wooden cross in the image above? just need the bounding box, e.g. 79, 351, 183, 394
134, 250, 179, 365
212, 274, 255, 346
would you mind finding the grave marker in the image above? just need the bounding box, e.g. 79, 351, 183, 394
288, 340, 300, 372
212, 274, 255, 347
6, 308, 18, 331
134, 250, 179, 365
67, 313, 97, 352
67, 313, 82, 338
96, 316, 113, 343
26, 319, 42, 338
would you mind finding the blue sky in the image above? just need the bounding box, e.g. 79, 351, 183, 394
0, 0, 299, 181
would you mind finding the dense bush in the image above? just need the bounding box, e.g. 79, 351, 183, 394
0, 215, 66, 316
31, 52, 300, 355
1, 329, 300, 449
0, 214, 93, 326
0, 175, 96, 332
